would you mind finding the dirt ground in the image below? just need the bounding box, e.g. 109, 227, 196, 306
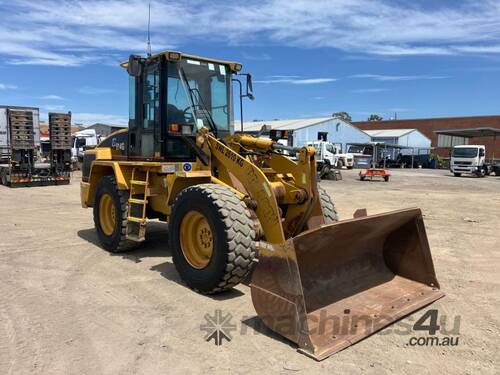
0, 169, 499, 374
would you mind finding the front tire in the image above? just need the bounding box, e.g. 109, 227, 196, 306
453, 173, 461, 177
93, 176, 137, 252
169, 184, 257, 294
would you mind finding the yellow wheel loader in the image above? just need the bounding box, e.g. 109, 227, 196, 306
80, 51, 444, 360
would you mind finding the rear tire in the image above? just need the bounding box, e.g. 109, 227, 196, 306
169, 184, 257, 294
384, 176, 390, 182
0, 170, 6, 185
317, 185, 339, 223
320, 164, 331, 179
93, 176, 138, 252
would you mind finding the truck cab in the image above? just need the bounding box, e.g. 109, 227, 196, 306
307, 140, 354, 170
72, 129, 98, 166
347, 144, 374, 169
450, 145, 487, 177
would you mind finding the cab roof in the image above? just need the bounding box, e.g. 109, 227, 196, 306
120, 50, 242, 73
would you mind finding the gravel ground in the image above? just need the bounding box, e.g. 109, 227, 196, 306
0, 169, 499, 374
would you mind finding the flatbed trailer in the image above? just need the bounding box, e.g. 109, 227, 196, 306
0, 107, 70, 187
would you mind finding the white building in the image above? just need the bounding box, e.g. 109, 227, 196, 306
363, 128, 431, 154
242, 117, 371, 152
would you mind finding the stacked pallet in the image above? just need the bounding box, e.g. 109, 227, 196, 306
49, 112, 72, 150
8, 110, 35, 150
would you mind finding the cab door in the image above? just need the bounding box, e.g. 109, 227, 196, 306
129, 60, 162, 159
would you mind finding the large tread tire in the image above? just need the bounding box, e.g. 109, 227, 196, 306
169, 184, 257, 294
318, 185, 339, 223
93, 176, 138, 253
0, 169, 8, 186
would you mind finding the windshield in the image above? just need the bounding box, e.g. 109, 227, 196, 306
348, 145, 372, 155
348, 145, 363, 153
167, 58, 231, 134
452, 147, 478, 158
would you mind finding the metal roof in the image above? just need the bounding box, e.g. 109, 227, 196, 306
347, 142, 432, 150
242, 117, 337, 132
363, 129, 416, 137
434, 127, 500, 138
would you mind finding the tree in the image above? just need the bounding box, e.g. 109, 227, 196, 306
332, 111, 352, 122
367, 114, 383, 121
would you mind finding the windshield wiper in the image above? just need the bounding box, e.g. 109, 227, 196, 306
178, 66, 218, 138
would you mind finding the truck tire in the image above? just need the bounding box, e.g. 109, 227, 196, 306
169, 184, 257, 294
318, 185, 339, 223
320, 164, 331, 179
453, 173, 461, 177
0, 169, 6, 186
93, 176, 138, 252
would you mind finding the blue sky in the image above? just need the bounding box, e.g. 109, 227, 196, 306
1, 0, 500, 125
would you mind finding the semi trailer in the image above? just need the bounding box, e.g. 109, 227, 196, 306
0, 106, 70, 187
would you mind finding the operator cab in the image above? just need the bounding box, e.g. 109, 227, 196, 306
122, 51, 251, 162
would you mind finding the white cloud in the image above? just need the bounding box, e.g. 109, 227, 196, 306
269, 75, 301, 79
0, 83, 17, 90
71, 112, 128, 126
350, 74, 449, 81
255, 77, 336, 85
1, 0, 500, 66
41, 95, 64, 100
351, 88, 388, 93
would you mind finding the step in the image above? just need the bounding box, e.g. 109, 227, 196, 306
130, 180, 147, 186
129, 198, 148, 204
126, 234, 145, 242
127, 216, 146, 223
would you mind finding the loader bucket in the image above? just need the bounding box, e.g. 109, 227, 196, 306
250, 208, 444, 360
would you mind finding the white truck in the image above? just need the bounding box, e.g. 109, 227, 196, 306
72, 129, 98, 168
450, 145, 490, 177
307, 141, 354, 173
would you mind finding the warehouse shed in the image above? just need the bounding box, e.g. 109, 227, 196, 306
363, 128, 431, 155
242, 117, 371, 152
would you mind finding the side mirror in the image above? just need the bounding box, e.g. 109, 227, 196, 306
246, 74, 254, 100
479, 149, 485, 157
127, 55, 142, 77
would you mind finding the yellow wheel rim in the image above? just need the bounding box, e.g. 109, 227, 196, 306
99, 193, 116, 236
180, 211, 214, 269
